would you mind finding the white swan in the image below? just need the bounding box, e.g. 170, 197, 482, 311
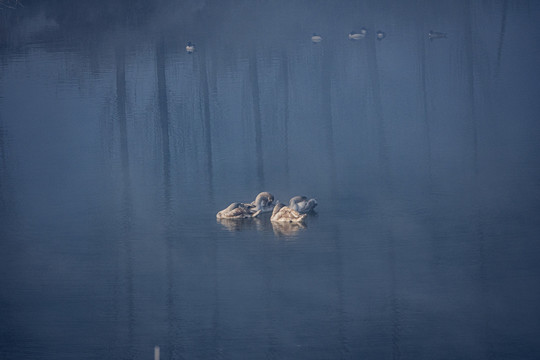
250, 192, 276, 213
271, 201, 307, 223
216, 192, 275, 219
376, 31, 386, 41
311, 33, 322, 43
186, 41, 195, 53
428, 30, 447, 40
348, 28, 367, 40
216, 202, 261, 219
289, 196, 318, 214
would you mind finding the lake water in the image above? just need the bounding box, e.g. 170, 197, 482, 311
1, 1, 540, 359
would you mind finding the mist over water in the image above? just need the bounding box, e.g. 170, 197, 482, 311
1, 1, 540, 359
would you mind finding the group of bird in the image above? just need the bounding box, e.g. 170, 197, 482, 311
313, 28, 447, 43
216, 192, 317, 224
185, 29, 446, 53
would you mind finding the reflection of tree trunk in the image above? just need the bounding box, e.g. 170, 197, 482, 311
156, 39, 171, 210
156, 39, 182, 359
0, 122, 5, 173
418, 16, 433, 188
263, 243, 277, 358
389, 230, 401, 360
116, 47, 130, 188
0, 121, 6, 211
332, 228, 348, 357
281, 50, 290, 183
115, 45, 135, 359
496, 0, 508, 78
465, 2, 491, 356
365, 36, 389, 184
198, 46, 214, 199
210, 235, 221, 359
321, 48, 336, 190
464, 0, 478, 175
249, 49, 264, 189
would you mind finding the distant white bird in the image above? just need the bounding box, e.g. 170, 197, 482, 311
348, 32, 365, 40
186, 41, 195, 53
289, 196, 318, 214
349, 27, 367, 40
376, 31, 386, 40
428, 30, 447, 40
311, 33, 323, 43
271, 201, 307, 223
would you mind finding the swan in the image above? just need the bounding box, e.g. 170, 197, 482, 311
428, 30, 447, 40
216, 202, 261, 219
250, 192, 276, 213
186, 41, 195, 53
311, 33, 322, 43
216, 192, 275, 219
270, 201, 307, 223
376, 31, 386, 41
349, 28, 367, 40
288, 196, 317, 214
348, 32, 364, 40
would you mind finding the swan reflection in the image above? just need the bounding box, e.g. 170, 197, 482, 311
271, 221, 306, 237
217, 217, 266, 232
217, 214, 306, 237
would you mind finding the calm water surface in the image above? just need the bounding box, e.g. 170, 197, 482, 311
1, 1, 540, 359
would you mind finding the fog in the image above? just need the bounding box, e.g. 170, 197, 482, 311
1, 1, 540, 359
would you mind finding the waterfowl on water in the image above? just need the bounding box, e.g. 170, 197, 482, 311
270, 202, 307, 223
311, 33, 323, 43
250, 191, 276, 213
186, 41, 195, 53
376, 31, 386, 40
349, 27, 367, 40
348, 32, 365, 40
216, 202, 261, 219
216, 192, 275, 219
289, 196, 318, 214
428, 30, 447, 40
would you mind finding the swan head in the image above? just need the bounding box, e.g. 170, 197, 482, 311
252, 192, 276, 212
360, 27, 368, 35
289, 196, 306, 207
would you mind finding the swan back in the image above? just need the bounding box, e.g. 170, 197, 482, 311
217, 202, 260, 219
289, 195, 318, 214
270, 201, 307, 223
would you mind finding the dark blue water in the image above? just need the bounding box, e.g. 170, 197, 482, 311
1, 1, 540, 359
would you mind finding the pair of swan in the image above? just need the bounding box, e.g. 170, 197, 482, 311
216, 192, 317, 223
216, 192, 275, 219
